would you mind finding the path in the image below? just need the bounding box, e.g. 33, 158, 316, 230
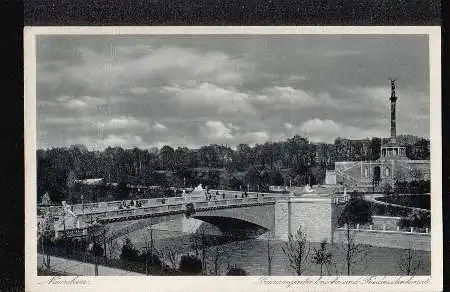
364, 194, 430, 213
37, 254, 144, 276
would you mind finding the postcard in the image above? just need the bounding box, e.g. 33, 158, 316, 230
24, 26, 442, 292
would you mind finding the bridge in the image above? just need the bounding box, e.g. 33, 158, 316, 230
38, 189, 430, 251
40, 192, 295, 240
38, 190, 351, 244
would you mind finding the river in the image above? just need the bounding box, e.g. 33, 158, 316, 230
119, 227, 430, 276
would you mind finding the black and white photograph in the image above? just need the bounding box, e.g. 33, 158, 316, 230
24, 27, 442, 291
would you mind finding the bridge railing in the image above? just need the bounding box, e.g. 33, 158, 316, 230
194, 202, 208, 208
246, 197, 259, 204
213, 200, 228, 206
64, 191, 285, 216
70, 196, 280, 226
168, 204, 183, 211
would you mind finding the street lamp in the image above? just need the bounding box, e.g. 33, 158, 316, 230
145, 225, 154, 275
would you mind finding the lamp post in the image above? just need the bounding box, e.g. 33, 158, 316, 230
145, 225, 154, 275
87, 216, 99, 276
62, 206, 67, 257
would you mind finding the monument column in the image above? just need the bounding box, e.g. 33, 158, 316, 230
389, 79, 398, 144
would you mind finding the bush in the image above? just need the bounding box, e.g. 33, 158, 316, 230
226, 267, 248, 275
139, 250, 164, 268
399, 210, 431, 229
90, 242, 104, 257
179, 255, 202, 275
120, 238, 140, 262
338, 197, 373, 227
394, 180, 430, 194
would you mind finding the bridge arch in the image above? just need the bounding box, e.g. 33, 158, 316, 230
100, 204, 275, 241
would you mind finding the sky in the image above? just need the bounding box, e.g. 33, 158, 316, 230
36, 34, 430, 150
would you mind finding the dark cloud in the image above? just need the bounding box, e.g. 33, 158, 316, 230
36, 34, 430, 149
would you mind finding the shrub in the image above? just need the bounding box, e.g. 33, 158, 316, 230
120, 238, 140, 262
139, 250, 164, 268
338, 197, 373, 227
90, 242, 104, 257
226, 267, 248, 275
179, 254, 203, 275
399, 210, 431, 229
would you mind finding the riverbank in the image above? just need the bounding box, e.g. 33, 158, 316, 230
119, 229, 431, 276
37, 254, 145, 276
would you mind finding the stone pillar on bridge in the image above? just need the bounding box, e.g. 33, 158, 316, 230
274, 197, 334, 243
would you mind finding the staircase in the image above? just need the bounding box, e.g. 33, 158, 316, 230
335, 169, 359, 184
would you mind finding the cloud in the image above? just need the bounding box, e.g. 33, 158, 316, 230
45, 95, 108, 110
103, 116, 150, 131
129, 87, 148, 95
37, 44, 253, 97
36, 35, 430, 150
299, 118, 385, 143
238, 131, 270, 145
163, 83, 256, 116
203, 121, 234, 140
252, 86, 332, 110
153, 122, 167, 131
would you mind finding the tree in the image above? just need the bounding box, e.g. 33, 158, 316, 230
142, 229, 155, 275
89, 242, 104, 257
266, 233, 276, 275
66, 170, 77, 203
411, 139, 430, 160
189, 225, 211, 274
338, 197, 372, 275
157, 238, 179, 271
398, 241, 420, 275
38, 212, 56, 271
383, 182, 393, 195
281, 227, 310, 275
210, 245, 226, 276
269, 169, 284, 186
311, 240, 333, 276
226, 267, 248, 275
394, 170, 407, 194
120, 237, 139, 262
107, 238, 120, 260
160, 145, 175, 170
245, 166, 260, 189
179, 254, 203, 275
117, 180, 129, 200
410, 168, 424, 182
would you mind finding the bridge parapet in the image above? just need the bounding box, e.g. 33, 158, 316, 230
57, 190, 296, 216
67, 196, 279, 228
55, 193, 316, 233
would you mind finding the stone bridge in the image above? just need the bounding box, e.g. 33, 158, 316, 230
42, 193, 353, 244
49, 195, 281, 241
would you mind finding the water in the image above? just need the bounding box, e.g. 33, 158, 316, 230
120, 229, 431, 276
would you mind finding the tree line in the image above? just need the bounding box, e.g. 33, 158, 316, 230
37, 134, 430, 203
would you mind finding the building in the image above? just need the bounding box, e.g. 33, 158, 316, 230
325, 80, 430, 190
